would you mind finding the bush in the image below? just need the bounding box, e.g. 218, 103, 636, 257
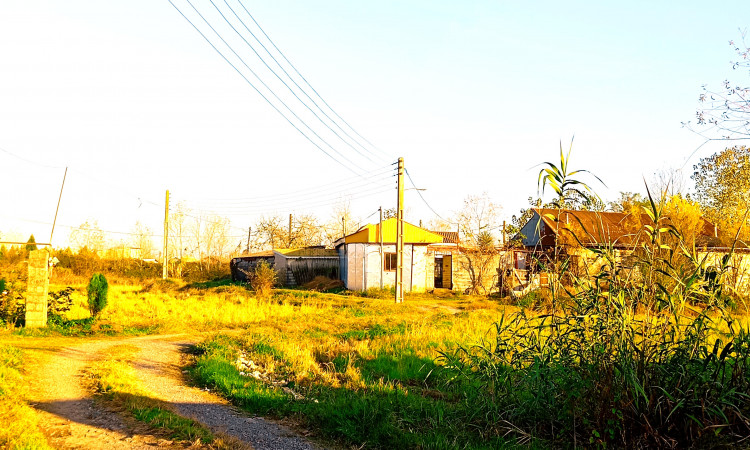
87, 273, 109, 317
251, 261, 277, 299
0, 270, 26, 327
48, 286, 74, 317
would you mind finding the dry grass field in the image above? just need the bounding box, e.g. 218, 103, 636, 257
2, 272, 750, 448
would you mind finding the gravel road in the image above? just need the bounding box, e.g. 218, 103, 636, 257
24, 334, 319, 450
129, 335, 317, 450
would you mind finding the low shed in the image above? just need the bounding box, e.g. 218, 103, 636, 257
230, 247, 339, 287
335, 218, 445, 292
230, 250, 275, 283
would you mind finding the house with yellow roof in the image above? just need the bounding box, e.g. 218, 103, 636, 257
334, 218, 449, 292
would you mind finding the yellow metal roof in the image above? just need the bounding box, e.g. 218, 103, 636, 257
343, 218, 444, 244
274, 247, 339, 257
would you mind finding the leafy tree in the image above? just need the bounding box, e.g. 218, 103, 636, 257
87, 273, 109, 317
607, 192, 648, 213
662, 195, 705, 249
692, 145, 750, 243
25, 235, 37, 252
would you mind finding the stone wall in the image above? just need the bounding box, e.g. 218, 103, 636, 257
25, 249, 49, 328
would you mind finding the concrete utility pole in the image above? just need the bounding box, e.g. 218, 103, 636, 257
162, 190, 169, 280
395, 157, 405, 303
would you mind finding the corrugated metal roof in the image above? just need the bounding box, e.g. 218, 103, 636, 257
431, 231, 459, 244
532, 208, 722, 248
341, 218, 444, 244
274, 247, 339, 257
235, 250, 275, 259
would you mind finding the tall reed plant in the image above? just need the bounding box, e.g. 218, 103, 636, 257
440, 189, 750, 447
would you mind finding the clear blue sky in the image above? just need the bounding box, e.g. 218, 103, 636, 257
0, 0, 748, 247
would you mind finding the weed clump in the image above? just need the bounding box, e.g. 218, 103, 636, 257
251, 261, 277, 299
87, 273, 109, 317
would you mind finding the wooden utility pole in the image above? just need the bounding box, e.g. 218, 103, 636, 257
162, 190, 169, 280
395, 157, 405, 303
246, 227, 251, 254
288, 214, 293, 247
49, 167, 68, 246
379, 206, 383, 289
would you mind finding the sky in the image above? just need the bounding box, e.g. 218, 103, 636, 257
0, 0, 748, 249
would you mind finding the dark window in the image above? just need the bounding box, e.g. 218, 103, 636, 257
384, 252, 397, 271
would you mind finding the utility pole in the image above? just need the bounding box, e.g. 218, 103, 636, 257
395, 157, 405, 303
288, 214, 293, 248
162, 190, 169, 280
379, 206, 383, 289
246, 227, 251, 254
49, 167, 68, 247
342, 216, 346, 237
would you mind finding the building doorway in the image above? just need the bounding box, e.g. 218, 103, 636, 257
434, 254, 452, 289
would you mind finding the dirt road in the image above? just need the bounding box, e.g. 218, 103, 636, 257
23, 334, 317, 450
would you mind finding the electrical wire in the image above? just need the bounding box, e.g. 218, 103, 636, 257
404, 168, 457, 225
235, 0, 390, 160
170, 0, 368, 176
210, 0, 381, 165
183, 164, 394, 205
175, 182, 394, 216
220, 0, 389, 164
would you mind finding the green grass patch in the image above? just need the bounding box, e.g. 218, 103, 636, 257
190, 334, 513, 449
337, 322, 407, 340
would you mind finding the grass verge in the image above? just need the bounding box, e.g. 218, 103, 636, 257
187, 293, 517, 449
0, 345, 51, 449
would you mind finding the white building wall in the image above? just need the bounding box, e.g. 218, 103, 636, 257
343, 243, 431, 292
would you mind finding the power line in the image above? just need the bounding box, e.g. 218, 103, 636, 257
182, 172, 394, 209
175, 182, 394, 216
219, 0, 389, 164
235, 0, 389, 160
210, 0, 383, 165
404, 168, 457, 225
0, 146, 64, 169
170, 0, 368, 176
0, 145, 162, 208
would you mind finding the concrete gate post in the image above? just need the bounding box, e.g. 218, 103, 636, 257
25, 249, 49, 328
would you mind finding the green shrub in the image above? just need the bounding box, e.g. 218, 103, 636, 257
87, 273, 109, 316
48, 286, 74, 317
250, 261, 277, 299
0, 272, 25, 327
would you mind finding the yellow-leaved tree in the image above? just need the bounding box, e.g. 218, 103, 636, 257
692, 146, 750, 245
